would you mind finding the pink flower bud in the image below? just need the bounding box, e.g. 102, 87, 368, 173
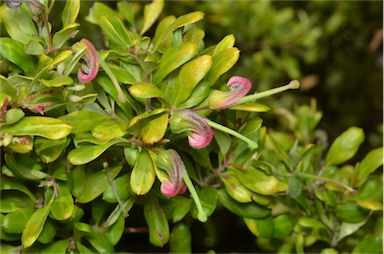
170, 110, 214, 149
78, 39, 99, 83
156, 149, 187, 197
26, 102, 52, 115
208, 76, 252, 109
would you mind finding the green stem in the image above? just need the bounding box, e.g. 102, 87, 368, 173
291, 172, 355, 194
182, 169, 207, 222
98, 56, 126, 103
206, 119, 258, 149
233, 80, 300, 106
105, 166, 128, 218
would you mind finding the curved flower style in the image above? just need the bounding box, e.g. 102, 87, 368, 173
78, 39, 99, 83
169, 110, 214, 149
156, 149, 187, 197
208, 76, 252, 109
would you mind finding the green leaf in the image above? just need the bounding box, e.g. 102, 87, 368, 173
130, 149, 156, 195
141, 0, 164, 35
244, 216, 274, 238
229, 102, 270, 112
214, 130, 232, 157
153, 11, 205, 50
0, 4, 37, 43
0, 38, 35, 74
1, 116, 72, 140
335, 203, 369, 223
0, 176, 36, 202
144, 196, 169, 247
217, 189, 271, 219
34, 137, 67, 163
162, 196, 192, 223
41, 76, 73, 87
141, 113, 169, 145
37, 219, 57, 244
153, 42, 198, 84
152, 15, 176, 51
92, 118, 126, 141
24, 39, 45, 55
355, 147, 383, 186
95, 75, 138, 118
41, 239, 70, 254
100, 16, 135, 48
22, 195, 54, 248
85, 2, 117, 25
86, 232, 114, 253
76, 241, 93, 254
326, 127, 365, 166
170, 223, 191, 253
178, 81, 211, 109
0, 191, 35, 213
352, 235, 383, 254
0, 77, 17, 99
220, 171, 253, 203
191, 186, 217, 219
288, 172, 302, 198
76, 165, 122, 203
105, 214, 125, 245
32, 50, 72, 85
62, 0, 80, 27
109, 64, 137, 84
2, 208, 35, 234
184, 27, 205, 46
68, 139, 124, 165
213, 34, 235, 56
206, 47, 240, 85
173, 55, 212, 105
103, 174, 132, 203
5, 108, 25, 125
117, 2, 136, 27
273, 214, 297, 238
53, 23, 80, 48
337, 220, 367, 242
129, 82, 167, 101
59, 111, 108, 134
5, 153, 49, 180
51, 185, 74, 221
236, 167, 286, 195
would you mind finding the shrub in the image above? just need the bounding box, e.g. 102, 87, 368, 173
0, 1, 382, 253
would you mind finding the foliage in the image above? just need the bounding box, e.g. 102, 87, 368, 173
0, 0, 382, 253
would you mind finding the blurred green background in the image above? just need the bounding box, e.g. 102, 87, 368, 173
1, 0, 382, 252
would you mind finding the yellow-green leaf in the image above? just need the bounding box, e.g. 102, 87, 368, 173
141, 0, 164, 35
130, 149, 156, 195
22, 196, 54, 248
206, 47, 240, 85
326, 127, 365, 166
141, 113, 169, 145
1, 116, 72, 140
67, 139, 123, 165
153, 43, 198, 84
173, 55, 212, 106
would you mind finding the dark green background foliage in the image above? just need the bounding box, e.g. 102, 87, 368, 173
0, 0, 383, 253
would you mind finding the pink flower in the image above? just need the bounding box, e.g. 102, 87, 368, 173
77, 39, 99, 83
156, 149, 187, 197
208, 76, 252, 109
26, 102, 52, 115
169, 110, 214, 149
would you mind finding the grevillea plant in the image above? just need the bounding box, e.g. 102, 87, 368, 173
0, 1, 382, 253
